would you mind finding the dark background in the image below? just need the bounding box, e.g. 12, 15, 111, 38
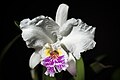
0, 0, 119, 80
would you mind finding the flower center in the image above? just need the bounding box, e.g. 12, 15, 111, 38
50, 50, 59, 59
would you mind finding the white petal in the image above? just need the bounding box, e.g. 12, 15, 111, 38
19, 18, 30, 29
20, 16, 58, 44
29, 52, 41, 69
61, 20, 96, 60
28, 15, 45, 25
36, 20, 43, 26
55, 3, 69, 26
59, 18, 78, 36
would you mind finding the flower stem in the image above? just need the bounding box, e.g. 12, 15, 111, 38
74, 57, 85, 80
30, 69, 39, 80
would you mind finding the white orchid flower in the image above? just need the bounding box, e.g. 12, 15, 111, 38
19, 3, 96, 77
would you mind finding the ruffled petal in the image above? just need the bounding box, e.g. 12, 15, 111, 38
19, 18, 30, 29
61, 19, 96, 60
59, 18, 78, 36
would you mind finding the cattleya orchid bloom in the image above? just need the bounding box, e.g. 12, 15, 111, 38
19, 3, 96, 77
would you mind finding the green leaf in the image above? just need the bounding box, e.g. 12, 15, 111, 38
14, 21, 20, 28
0, 35, 20, 64
95, 54, 106, 61
90, 62, 103, 73
74, 57, 85, 80
112, 68, 120, 80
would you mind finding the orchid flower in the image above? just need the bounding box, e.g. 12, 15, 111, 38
19, 3, 96, 78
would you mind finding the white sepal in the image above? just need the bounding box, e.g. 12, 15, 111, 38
55, 3, 69, 26
29, 52, 41, 69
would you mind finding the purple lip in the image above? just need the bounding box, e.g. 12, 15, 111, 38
41, 55, 68, 77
